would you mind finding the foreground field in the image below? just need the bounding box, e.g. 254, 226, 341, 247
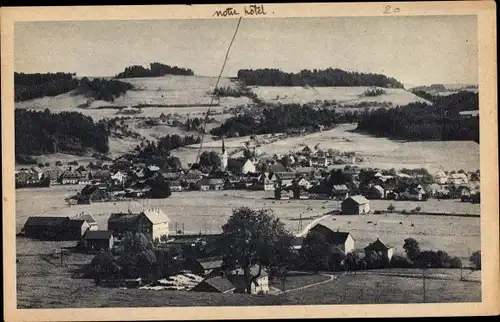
16, 250, 480, 308
282, 271, 480, 304
16, 187, 480, 262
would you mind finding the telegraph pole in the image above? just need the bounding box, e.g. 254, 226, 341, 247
422, 267, 427, 303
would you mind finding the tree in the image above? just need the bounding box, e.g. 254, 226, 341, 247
345, 251, 362, 272
220, 207, 293, 294
403, 238, 421, 261
301, 231, 335, 272
199, 151, 222, 170
470, 251, 481, 270
55, 161, 62, 166
450, 257, 462, 268
120, 232, 157, 279
89, 250, 121, 284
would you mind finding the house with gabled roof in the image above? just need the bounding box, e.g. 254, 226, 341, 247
275, 172, 297, 188
82, 230, 114, 251
308, 217, 356, 254
186, 256, 224, 276
59, 170, 87, 185
331, 184, 350, 200
364, 238, 394, 261
341, 195, 370, 215
108, 208, 170, 243
190, 275, 236, 294
73, 212, 99, 231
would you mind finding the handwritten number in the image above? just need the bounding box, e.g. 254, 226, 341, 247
384, 5, 400, 14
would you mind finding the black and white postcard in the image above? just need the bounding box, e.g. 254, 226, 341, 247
1, 2, 498, 321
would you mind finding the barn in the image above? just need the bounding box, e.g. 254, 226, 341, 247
341, 195, 370, 215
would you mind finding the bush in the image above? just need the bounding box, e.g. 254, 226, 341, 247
450, 257, 462, 268
469, 251, 481, 270
363, 88, 386, 97
390, 255, 412, 268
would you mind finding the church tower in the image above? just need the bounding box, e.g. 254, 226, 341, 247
221, 136, 228, 171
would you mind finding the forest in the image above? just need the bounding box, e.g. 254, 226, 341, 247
356, 91, 479, 141
210, 104, 360, 137
77, 77, 134, 102
15, 72, 79, 102
236, 68, 405, 88
15, 109, 110, 158
135, 134, 201, 164
115, 62, 194, 78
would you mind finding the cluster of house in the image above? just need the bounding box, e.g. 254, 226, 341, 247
15, 165, 126, 188
22, 208, 170, 250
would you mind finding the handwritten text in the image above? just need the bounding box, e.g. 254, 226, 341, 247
213, 4, 268, 17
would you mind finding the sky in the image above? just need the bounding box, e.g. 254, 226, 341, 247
14, 15, 478, 87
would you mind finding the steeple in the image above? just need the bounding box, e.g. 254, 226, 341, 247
220, 136, 228, 171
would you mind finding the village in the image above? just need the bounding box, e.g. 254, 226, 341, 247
15, 138, 480, 204
16, 136, 481, 296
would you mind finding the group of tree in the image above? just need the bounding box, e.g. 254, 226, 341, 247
211, 104, 360, 137
356, 91, 479, 142
198, 151, 222, 170
15, 109, 109, 158
212, 85, 260, 103
115, 62, 194, 78
237, 68, 405, 88
87, 232, 178, 283
76, 77, 133, 102
402, 238, 463, 269
15, 72, 79, 102
135, 134, 201, 164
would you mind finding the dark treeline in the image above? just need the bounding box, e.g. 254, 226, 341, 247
237, 68, 405, 88
136, 134, 201, 163
15, 72, 79, 102
211, 104, 360, 137
77, 77, 133, 102
115, 62, 194, 78
356, 91, 479, 141
15, 109, 109, 157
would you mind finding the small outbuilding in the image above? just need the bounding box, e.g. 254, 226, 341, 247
83, 230, 114, 251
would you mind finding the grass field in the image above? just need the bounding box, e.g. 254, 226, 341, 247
16, 186, 480, 262
250, 86, 430, 106
281, 271, 481, 304
16, 251, 480, 308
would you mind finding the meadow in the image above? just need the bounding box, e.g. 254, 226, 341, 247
16, 187, 480, 263
16, 249, 480, 308
250, 85, 430, 106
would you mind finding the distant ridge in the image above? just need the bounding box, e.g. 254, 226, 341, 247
237, 68, 405, 88
115, 62, 195, 78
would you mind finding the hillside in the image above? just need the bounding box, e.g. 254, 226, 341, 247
409, 84, 478, 96
171, 123, 480, 172
251, 86, 430, 106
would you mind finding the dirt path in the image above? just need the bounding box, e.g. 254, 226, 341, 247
276, 273, 338, 295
